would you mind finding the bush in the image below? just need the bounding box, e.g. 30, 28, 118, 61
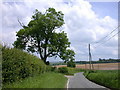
58, 67, 68, 74
51, 66, 57, 72
2, 46, 47, 83
67, 61, 76, 68
45, 65, 53, 72
84, 70, 96, 77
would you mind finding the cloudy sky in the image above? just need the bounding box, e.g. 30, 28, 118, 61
1, 0, 119, 62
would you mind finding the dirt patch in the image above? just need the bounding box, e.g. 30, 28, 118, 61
55, 63, 120, 70
76, 63, 120, 70
55, 65, 67, 68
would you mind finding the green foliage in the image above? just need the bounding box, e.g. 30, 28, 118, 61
2, 46, 51, 84
3, 72, 67, 88
84, 70, 119, 89
51, 66, 57, 72
58, 67, 68, 74
67, 67, 86, 75
75, 59, 120, 64
67, 60, 76, 68
60, 49, 75, 63
13, 8, 75, 64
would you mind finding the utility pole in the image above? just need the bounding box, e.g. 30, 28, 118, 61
88, 44, 91, 70
85, 61, 86, 69
88, 44, 94, 70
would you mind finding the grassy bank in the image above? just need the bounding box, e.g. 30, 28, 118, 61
84, 70, 119, 90
3, 72, 67, 88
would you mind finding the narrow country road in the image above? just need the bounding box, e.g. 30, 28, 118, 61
66, 72, 109, 89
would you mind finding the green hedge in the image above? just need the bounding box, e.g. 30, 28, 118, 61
2, 46, 51, 84
58, 67, 68, 74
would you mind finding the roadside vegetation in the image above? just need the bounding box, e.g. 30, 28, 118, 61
57, 67, 85, 75
67, 67, 85, 75
57, 65, 119, 90
2, 46, 48, 84
3, 72, 67, 88
84, 70, 119, 90
2, 45, 119, 89
2, 45, 67, 88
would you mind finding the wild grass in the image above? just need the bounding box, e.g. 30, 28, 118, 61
3, 72, 67, 88
84, 70, 119, 90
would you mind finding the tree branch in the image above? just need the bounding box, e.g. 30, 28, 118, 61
17, 18, 25, 27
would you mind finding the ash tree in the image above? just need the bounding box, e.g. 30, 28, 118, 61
13, 8, 75, 64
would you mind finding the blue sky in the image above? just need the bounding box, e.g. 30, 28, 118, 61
1, 0, 118, 62
90, 2, 118, 20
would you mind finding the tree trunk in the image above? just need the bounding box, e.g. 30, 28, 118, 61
43, 56, 47, 64
37, 38, 48, 65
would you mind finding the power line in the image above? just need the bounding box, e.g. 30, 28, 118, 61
93, 25, 120, 44
94, 29, 120, 48
88, 26, 119, 62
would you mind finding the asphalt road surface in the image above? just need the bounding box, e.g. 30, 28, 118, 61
67, 72, 109, 89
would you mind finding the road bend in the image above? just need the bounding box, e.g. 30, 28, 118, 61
66, 72, 109, 89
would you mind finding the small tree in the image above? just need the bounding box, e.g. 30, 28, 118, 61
99, 58, 102, 61
13, 8, 75, 64
67, 60, 76, 68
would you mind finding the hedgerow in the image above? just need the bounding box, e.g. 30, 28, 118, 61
2, 46, 51, 84
58, 67, 68, 74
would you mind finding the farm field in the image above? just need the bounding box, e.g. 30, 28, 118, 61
55, 63, 120, 70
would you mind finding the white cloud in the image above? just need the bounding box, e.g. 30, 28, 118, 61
1, 0, 118, 61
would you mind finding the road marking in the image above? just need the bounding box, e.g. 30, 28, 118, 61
64, 75, 73, 89
67, 79, 69, 89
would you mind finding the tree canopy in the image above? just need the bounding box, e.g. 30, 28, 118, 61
13, 8, 75, 64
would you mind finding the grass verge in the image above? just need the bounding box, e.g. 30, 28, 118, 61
3, 72, 67, 88
84, 70, 119, 90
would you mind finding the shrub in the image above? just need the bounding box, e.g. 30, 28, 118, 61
45, 65, 53, 72
84, 70, 96, 77
67, 61, 76, 68
51, 66, 57, 72
2, 46, 46, 83
58, 67, 68, 74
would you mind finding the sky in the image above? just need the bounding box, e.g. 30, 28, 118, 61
1, 0, 119, 62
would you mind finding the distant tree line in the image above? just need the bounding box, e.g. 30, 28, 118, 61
98, 58, 120, 62
51, 59, 120, 66
73, 59, 120, 65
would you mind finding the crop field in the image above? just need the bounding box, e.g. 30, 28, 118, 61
55, 63, 120, 70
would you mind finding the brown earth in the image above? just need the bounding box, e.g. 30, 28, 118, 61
55, 63, 120, 70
